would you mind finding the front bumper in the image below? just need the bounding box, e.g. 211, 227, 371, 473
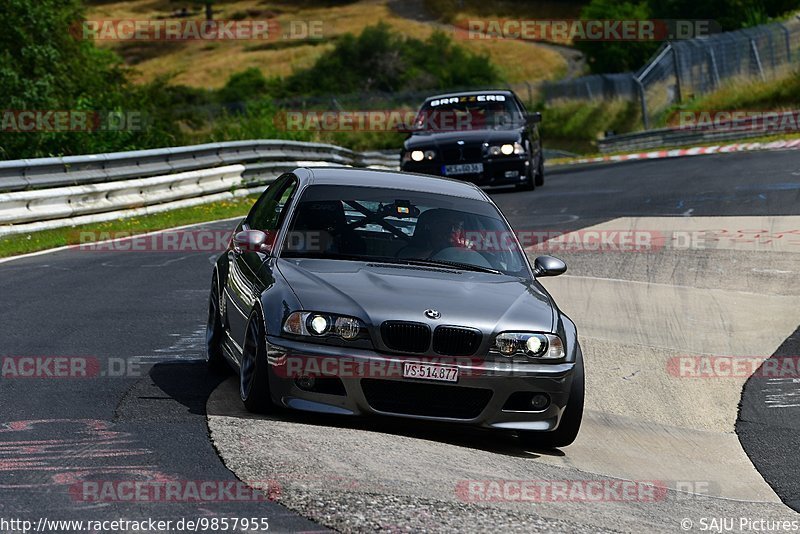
265, 335, 576, 431
401, 155, 529, 187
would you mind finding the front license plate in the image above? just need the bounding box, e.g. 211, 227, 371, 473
403, 362, 459, 383
443, 163, 483, 175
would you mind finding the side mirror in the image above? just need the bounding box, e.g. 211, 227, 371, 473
533, 255, 566, 277
527, 112, 542, 125
233, 230, 272, 254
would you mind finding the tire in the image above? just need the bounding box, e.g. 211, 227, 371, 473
239, 310, 274, 413
534, 154, 545, 187
518, 354, 584, 449
516, 153, 536, 191
206, 274, 229, 375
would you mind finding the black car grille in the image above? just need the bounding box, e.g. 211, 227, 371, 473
442, 145, 483, 162
432, 326, 482, 356
361, 379, 492, 419
381, 321, 431, 353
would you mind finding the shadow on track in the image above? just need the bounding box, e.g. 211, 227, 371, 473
204, 376, 567, 459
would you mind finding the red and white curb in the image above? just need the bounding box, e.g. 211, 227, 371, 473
550, 138, 800, 167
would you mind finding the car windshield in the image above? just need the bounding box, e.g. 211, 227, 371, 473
413, 94, 522, 132
280, 185, 530, 277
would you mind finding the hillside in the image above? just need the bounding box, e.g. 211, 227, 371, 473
86, 0, 568, 89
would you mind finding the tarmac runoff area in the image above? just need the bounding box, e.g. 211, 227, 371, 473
208, 213, 800, 532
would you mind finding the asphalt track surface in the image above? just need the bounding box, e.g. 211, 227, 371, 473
1, 150, 800, 532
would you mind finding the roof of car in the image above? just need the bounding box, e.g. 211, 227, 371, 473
423, 89, 517, 102
296, 167, 489, 202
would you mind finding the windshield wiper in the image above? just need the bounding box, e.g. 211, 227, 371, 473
398, 258, 503, 274
281, 251, 368, 261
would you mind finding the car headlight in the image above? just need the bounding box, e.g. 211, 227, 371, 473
487, 142, 524, 157
283, 311, 365, 340
403, 150, 436, 164
491, 333, 565, 360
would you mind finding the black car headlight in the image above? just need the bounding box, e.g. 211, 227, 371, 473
283, 311, 365, 341
491, 332, 564, 360
486, 142, 524, 157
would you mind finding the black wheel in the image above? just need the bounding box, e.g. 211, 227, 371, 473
534, 154, 545, 187
518, 354, 584, 449
516, 153, 536, 191
240, 310, 274, 413
206, 274, 228, 374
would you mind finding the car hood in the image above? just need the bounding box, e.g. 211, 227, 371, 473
277, 258, 555, 334
404, 128, 523, 151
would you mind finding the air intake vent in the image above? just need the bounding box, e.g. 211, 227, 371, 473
361, 379, 492, 419
380, 321, 431, 353
433, 326, 482, 356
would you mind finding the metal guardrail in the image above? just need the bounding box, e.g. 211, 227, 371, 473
0, 140, 399, 236
598, 111, 800, 153
0, 140, 399, 193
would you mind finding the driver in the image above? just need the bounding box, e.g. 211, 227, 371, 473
397, 209, 468, 259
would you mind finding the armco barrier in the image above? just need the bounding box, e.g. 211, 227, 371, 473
0, 140, 399, 237
0, 165, 245, 225
0, 140, 399, 193
598, 111, 800, 153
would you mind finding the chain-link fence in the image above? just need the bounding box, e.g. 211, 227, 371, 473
542, 17, 800, 128
542, 73, 638, 102
229, 18, 800, 133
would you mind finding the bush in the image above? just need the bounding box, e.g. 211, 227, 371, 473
217, 68, 270, 107
284, 22, 500, 95
208, 101, 315, 144
539, 98, 641, 152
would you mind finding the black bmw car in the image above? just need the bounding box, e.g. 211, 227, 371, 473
207, 167, 583, 448
400, 90, 544, 190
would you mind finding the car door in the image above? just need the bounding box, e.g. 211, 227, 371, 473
224, 175, 298, 355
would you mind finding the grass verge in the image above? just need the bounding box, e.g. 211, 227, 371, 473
0, 195, 259, 259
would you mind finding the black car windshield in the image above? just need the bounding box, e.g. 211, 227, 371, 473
413, 94, 522, 132
281, 185, 530, 277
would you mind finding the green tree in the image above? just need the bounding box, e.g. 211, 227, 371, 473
0, 0, 183, 159
573, 0, 659, 74
284, 22, 499, 95
647, 0, 800, 30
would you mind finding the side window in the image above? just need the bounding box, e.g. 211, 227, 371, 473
247, 176, 298, 232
